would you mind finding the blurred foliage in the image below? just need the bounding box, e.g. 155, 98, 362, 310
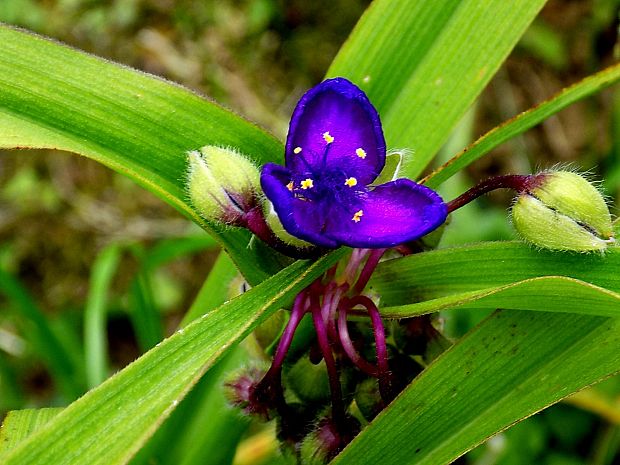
0, 0, 619, 464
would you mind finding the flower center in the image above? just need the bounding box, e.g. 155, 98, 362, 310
291, 168, 362, 207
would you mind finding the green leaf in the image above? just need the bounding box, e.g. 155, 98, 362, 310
0, 25, 283, 283
422, 62, 620, 188
0, 408, 62, 456
180, 251, 239, 326
0, 250, 345, 465
0, 268, 84, 399
129, 348, 249, 465
130, 251, 247, 465
381, 276, 620, 318
128, 268, 163, 353
327, 0, 547, 179
370, 242, 620, 310
334, 310, 620, 465
84, 244, 122, 389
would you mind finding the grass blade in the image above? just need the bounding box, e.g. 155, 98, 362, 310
422, 63, 620, 188
0, 250, 346, 465
181, 251, 239, 326
370, 242, 620, 307
327, 0, 547, 179
0, 268, 83, 399
0, 408, 62, 455
84, 244, 122, 388
0, 25, 283, 283
334, 310, 620, 465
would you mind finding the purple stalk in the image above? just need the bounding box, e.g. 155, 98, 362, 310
337, 302, 378, 376
312, 301, 346, 427
324, 284, 347, 341
446, 174, 541, 214
267, 291, 308, 376
353, 248, 387, 294
254, 291, 308, 413
343, 248, 369, 284
349, 295, 392, 402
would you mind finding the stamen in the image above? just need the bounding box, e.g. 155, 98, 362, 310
344, 177, 358, 187
352, 209, 364, 222
301, 178, 314, 190
293, 146, 302, 154
286, 181, 294, 191
356, 148, 366, 159
323, 132, 334, 144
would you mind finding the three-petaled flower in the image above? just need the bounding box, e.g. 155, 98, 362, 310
261, 77, 447, 248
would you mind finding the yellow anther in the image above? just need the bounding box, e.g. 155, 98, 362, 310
323, 132, 334, 144
355, 148, 367, 159
293, 146, 302, 154
301, 178, 314, 190
344, 177, 358, 187
286, 181, 294, 191
352, 209, 364, 222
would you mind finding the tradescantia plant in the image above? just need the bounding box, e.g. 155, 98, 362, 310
0, 1, 619, 465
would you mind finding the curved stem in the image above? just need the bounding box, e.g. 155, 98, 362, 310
446, 174, 541, 213
337, 302, 378, 376
255, 291, 308, 414
312, 302, 345, 427
349, 295, 392, 402
343, 248, 369, 284
353, 248, 386, 294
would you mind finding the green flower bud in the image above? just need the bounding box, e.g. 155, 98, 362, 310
187, 145, 260, 223
512, 171, 614, 252
299, 415, 359, 465
354, 378, 382, 422
223, 365, 271, 419
285, 356, 330, 403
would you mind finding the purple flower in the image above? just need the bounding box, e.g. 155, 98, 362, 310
261, 78, 447, 248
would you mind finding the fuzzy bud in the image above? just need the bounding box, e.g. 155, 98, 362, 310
354, 378, 382, 422
512, 171, 614, 252
187, 145, 260, 224
285, 357, 330, 403
299, 416, 360, 465
223, 366, 271, 419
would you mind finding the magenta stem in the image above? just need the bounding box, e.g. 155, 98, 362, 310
267, 291, 308, 375
353, 248, 386, 294
349, 295, 392, 402
252, 291, 309, 420
312, 301, 345, 427
446, 174, 540, 214
343, 248, 369, 284
337, 302, 378, 376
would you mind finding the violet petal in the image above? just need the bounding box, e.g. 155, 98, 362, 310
261, 163, 338, 248
323, 179, 448, 248
285, 78, 385, 186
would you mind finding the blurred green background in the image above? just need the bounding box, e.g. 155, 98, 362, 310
0, 1, 618, 464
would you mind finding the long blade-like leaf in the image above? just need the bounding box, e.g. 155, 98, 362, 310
0, 408, 62, 455
421, 63, 620, 188
370, 242, 620, 306
0, 250, 346, 465
327, 0, 547, 179
0, 268, 83, 399
0, 25, 284, 283
84, 244, 123, 388
334, 310, 620, 465
381, 276, 620, 318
